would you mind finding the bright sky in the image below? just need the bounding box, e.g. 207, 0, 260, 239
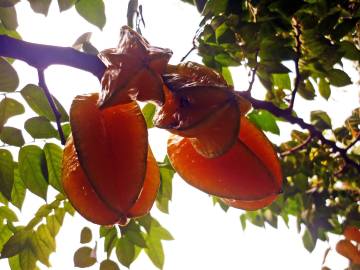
1, 0, 358, 269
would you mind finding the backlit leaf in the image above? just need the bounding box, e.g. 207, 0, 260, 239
326, 69, 352, 87
25, 116, 58, 139
0, 57, 18, 92
80, 227, 92, 244
43, 143, 63, 192
0, 206, 17, 221
73, 247, 97, 268
0, 126, 24, 147
0, 97, 24, 130
75, 0, 106, 30
20, 84, 69, 122
302, 228, 316, 252
28, 0, 51, 15
30, 225, 55, 267
142, 103, 156, 129
0, 230, 31, 258
248, 109, 280, 135
46, 215, 61, 237
19, 247, 36, 270
11, 168, 26, 210
0, 6, 18, 30
318, 78, 330, 100
0, 149, 13, 200
18, 145, 48, 200
100, 259, 120, 270
57, 0, 76, 11
116, 237, 135, 268
145, 234, 164, 269
311, 110, 332, 130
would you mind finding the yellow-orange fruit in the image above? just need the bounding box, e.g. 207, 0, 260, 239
155, 85, 240, 158
98, 26, 172, 107
62, 137, 160, 225
167, 117, 282, 203
344, 226, 360, 243
336, 239, 360, 264
70, 94, 147, 214
128, 148, 160, 218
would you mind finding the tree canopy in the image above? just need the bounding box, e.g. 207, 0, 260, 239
0, 0, 359, 269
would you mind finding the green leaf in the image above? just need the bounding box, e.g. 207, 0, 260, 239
263, 209, 277, 228
240, 214, 246, 230
326, 69, 352, 87
18, 145, 48, 200
150, 219, 174, 241
19, 247, 36, 270
202, 0, 228, 16
142, 103, 156, 129
0, 57, 18, 92
46, 215, 61, 237
331, 18, 358, 40
298, 79, 315, 100
0, 6, 17, 30
0, 230, 31, 258
43, 143, 63, 193
61, 122, 71, 140
25, 116, 58, 139
0, 0, 19, 7
122, 222, 147, 248
20, 84, 69, 122
30, 224, 55, 267
104, 227, 117, 256
100, 259, 120, 270
0, 126, 24, 147
145, 234, 164, 269
0, 97, 24, 130
221, 66, 233, 86
340, 41, 360, 61
0, 149, 14, 200
272, 73, 291, 90
73, 246, 97, 268
318, 78, 330, 100
0, 224, 13, 253
54, 207, 65, 224
57, 0, 76, 11
116, 237, 135, 268
11, 168, 26, 210
27, 0, 51, 15
310, 110, 332, 130
156, 157, 175, 214
248, 110, 280, 135
0, 206, 17, 221
80, 227, 92, 244
75, 0, 106, 30
302, 228, 316, 252
8, 254, 21, 270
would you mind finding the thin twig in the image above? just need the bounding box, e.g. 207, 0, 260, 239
37, 69, 66, 145
246, 49, 259, 94
280, 134, 312, 156
288, 18, 302, 112
181, 46, 196, 62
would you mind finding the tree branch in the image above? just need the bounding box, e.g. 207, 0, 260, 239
0, 35, 106, 80
236, 91, 360, 173
280, 134, 312, 157
288, 18, 302, 112
37, 69, 66, 145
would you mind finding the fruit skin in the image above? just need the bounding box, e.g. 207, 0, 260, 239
221, 195, 278, 211
99, 26, 172, 107
62, 137, 160, 225
156, 61, 247, 158
70, 93, 148, 214
336, 239, 360, 264
167, 117, 282, 204
344, 226, 360, 243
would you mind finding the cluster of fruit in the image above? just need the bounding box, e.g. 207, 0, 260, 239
61, 26, 282, 226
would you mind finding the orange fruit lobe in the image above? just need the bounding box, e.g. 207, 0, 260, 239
344, 226, 360, 243
70, 94, 148, 214
167, 117, 282, 203
336, 239, 360, 264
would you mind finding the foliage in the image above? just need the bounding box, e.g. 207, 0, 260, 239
0, 0, 359, 269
